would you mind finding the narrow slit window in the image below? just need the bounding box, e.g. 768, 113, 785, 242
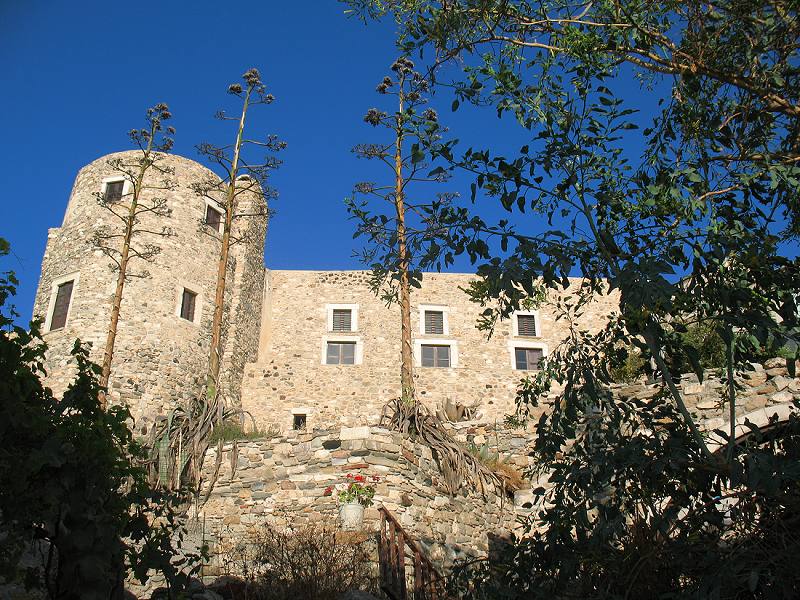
49, 280, 74, 331
515, 348, 544, 370
293, 413, 307, 430
517, 314, 537, 337
332, 309, 352, 332
205, 205, 223, 232
421, 344, 450, 368
424, 310, 444, 335
180, 289, 197, 322
103, 180, 125, 203
326, 341, 356, 365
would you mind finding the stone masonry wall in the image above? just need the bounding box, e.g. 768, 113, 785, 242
32, 152, 266, 428
199, 425, 517, 570
242, 270, 619, 432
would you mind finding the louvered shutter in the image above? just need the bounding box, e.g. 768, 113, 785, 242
104, 180, 124, 203
332, 309, 352, 332
517, 315, 537, 337
50, 280, 74, 330
180, 289, 196, 321
205, 205, 222, 231
424, 310, 444, 334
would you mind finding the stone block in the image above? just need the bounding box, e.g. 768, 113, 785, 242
340, 426, 371, 440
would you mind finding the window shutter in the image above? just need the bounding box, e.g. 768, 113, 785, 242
50, 280, 74, 330
332, 309, 352, 332
180, 289, 196, 321
104, 181, 124, 203
517, 315, 537, 337
526, 348, 544, 369
205, 205, 222, 231
424, 310, 444, 334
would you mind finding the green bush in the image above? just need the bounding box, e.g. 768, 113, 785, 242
0, 239, 203, 599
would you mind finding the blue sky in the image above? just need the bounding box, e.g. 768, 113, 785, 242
2, 1, 528, 323
3, 2, 794, 325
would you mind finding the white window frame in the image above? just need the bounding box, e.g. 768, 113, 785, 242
321, 335, 363, 365
174, 283, 202, 326
43, 271, 80, 332
203, 201, 224, 233
418, 304, 450, 336
414, 339, 459, 368
507, 340, 548, 370
512, 310, 541, 338
100, 176, 131, 201
326, 303, 359, 332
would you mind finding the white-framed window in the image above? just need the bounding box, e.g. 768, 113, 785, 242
204, 202, 224, 233
44, 272, 80, 332
414, 339, 459, 368
100, 176, 131, 204
175, 284, 202, 325
321, 335, 363, 365
326, 303, 359, 332
512, 310, 541, 338
419, 304, 450, 335
508, 340, 548, 370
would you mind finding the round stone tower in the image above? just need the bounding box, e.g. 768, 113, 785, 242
33, 151, 267, 429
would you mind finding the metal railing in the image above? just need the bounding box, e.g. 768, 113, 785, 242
378, 506, 447, 600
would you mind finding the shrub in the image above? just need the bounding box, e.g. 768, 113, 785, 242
214, 521, 377, 600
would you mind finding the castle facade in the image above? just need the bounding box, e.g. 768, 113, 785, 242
33, 151, 617, 431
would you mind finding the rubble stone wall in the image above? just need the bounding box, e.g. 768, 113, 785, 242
199, 425, 517, 569
32, 152, 266, 427
242, 270, 619, 432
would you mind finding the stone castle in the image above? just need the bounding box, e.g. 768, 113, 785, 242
33, 150, 619, 434
30, 151, 800, 583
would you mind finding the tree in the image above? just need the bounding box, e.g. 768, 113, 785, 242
348, 57, 458, 404
194, 67, 284, 406
143, 69, 283, 495
0, 240, 203, 599
346, 0, 800, 458
94, 103, 175, 408
345, 2, 800, 595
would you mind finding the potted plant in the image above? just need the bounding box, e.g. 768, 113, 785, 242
324, 473, 378, 530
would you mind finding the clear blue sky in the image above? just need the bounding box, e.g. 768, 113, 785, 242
3, 2, 794, 325
1, 1, 528, 323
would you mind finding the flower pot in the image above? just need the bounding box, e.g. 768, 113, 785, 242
339, 501, 364, 530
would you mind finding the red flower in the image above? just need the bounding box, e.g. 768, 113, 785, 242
354, 474, 366, 483
323, 486, 333, 496
346, 473, 353, 479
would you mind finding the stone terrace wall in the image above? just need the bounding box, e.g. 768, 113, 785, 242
612, 357, 800, 431
242, 270, 618, 432
199, 425, 518, 569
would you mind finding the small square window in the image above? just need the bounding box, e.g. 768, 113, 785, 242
180, 289, 197, 322
421, 344, 450, 368
332, 309, 352, 332
515, 348, 543, 370
293, 413, 307, 430
424, 310, 444, 335
103, 180, 125, 203
517, 315, 537, 337
205, 205, 223, 232
326, 341, 356, 365
49, 280, 74, 331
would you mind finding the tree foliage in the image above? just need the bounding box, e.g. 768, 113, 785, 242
94, 103, 176, 406
0, 241, 203, 599
345, 0, 800, 596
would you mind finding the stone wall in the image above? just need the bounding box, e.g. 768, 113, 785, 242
198, 425, 517, 569
32, 152, 266, 427
242, 270, 619, 432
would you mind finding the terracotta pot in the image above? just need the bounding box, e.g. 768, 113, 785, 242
339, 501, 364, 530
